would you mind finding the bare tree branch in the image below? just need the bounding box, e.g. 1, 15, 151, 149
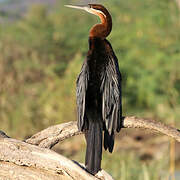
0, 116, 179, 179
0, 137, 113, 180
26, 116, 180, 149
26, 121, 80, 148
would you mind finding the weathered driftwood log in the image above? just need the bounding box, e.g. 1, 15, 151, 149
26, 116, 180, 149
0, 137, 113, 180
0, 116, 179, 180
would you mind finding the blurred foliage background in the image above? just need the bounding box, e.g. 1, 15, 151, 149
0, 0, 180, 179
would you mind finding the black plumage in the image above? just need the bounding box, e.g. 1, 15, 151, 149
65, 3, 122, 175
76, 37, 122, 174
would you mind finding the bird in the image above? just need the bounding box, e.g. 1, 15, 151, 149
65, 4, 122, 175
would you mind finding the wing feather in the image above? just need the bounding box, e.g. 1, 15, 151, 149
76, 61, 89, 131
100, 51, 122, 135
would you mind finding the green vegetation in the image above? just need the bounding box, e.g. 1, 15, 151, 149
0, 0, 179, 179
72, 149, 169, 180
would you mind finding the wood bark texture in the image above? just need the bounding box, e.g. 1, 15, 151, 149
0, 137, 112, 180
26, 116, 180, 148
0, 116, 179, 180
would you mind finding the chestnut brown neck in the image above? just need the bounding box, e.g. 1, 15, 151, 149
89, 9, 112, 39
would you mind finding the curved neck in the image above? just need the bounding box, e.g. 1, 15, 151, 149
89, 10, 112, 39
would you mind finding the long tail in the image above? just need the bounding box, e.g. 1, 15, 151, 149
85, 121, 102, 175
104, 130, 115, 153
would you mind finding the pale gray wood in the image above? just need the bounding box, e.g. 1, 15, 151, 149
0, 138, 103, 180
0, 116, 179, 180
26, 116, 180, 149
0, 161, 65, 180
26, 121, 80, 148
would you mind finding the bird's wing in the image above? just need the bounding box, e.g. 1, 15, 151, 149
76, 61, 89, 131
100, 41, 122, 135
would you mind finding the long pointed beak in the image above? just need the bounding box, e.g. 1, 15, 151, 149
65, 4, 91, 13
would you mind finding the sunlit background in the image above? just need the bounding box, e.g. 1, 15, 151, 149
0, 0, 180, 179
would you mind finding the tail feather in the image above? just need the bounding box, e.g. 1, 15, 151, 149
85, 121, 102, 175
104, 130, 114, 153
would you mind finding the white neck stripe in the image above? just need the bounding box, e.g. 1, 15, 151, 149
85, 7, 106, 18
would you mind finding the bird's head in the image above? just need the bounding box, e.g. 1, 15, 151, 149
65, 4, 112, 38
65, 4, 107, 18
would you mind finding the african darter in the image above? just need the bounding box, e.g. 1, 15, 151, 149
65, 4, 122, 175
